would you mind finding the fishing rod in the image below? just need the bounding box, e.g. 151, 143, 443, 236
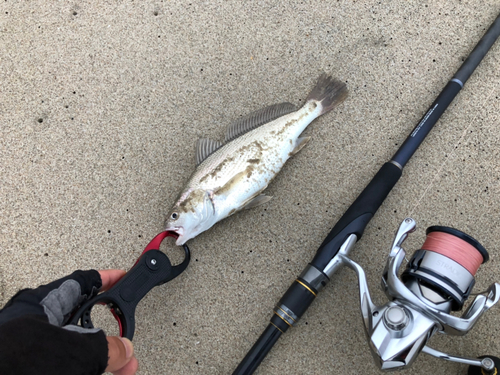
233, 11, 500, 375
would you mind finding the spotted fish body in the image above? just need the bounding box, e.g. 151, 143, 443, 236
166, 74, 347, 245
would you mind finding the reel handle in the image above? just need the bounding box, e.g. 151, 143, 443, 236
69, 233, 190, 340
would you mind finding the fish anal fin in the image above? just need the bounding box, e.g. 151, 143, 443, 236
243, 194, 273, 210
225, 102, 297, 142
196, 138, 223, 165
289, 136, 311, 156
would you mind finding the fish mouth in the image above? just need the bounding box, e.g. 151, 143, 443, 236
165, 226, 185, 246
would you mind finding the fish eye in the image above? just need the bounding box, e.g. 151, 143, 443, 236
171, 212, 179, 220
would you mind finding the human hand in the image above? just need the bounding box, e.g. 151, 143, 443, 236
0, 269, 139, 375
99, 270, 139, 375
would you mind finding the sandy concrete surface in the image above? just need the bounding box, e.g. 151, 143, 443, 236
2, 1, 500, 374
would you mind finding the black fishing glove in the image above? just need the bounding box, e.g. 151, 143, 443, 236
0, 270, 137, 375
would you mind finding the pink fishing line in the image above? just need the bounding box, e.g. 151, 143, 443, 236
422, 231, 483, 275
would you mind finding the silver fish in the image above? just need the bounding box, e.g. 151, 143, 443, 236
166, 74, 347, 245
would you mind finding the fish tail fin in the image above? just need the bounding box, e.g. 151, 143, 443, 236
306, 73, 348, 116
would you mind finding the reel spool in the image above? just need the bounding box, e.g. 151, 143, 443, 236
334, 218, 500, 373
402, 226, 489, 312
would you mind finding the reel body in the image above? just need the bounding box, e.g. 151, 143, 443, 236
337, 218, 500, 372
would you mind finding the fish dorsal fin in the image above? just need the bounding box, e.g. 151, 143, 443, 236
196, 138, 223, 165
225, 102, 296, 142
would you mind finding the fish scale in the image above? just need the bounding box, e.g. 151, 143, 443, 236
192, 104, 320, 194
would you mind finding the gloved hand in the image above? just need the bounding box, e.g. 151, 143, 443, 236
0, 269, 139, 375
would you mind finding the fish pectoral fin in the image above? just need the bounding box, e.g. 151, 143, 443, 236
196, 138, 224, 165
243, 194, 273, 210
289, 136, 311, 156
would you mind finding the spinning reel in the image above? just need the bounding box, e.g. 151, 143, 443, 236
337, 218, 500, 373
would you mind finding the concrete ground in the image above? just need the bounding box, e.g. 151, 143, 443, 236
1, 1, 500, 374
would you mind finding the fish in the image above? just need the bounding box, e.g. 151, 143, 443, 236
166, 73, 347, 245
